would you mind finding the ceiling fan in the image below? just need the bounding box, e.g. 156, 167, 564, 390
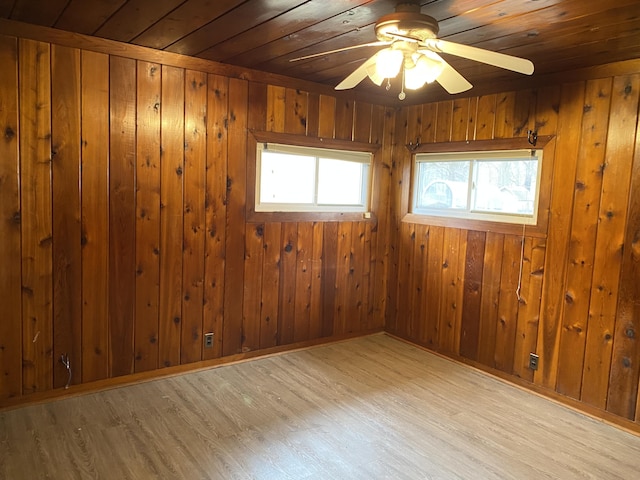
290, 2, 534, 99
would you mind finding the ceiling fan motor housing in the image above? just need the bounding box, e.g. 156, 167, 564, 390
375, 3, 439, 43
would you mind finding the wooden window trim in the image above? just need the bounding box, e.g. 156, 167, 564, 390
247, 130, 381, 223
403, 136, 556, 238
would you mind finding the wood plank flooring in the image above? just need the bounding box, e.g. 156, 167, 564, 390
1, 334, 639, 479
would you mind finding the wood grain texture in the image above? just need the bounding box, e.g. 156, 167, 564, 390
459, 230, 486, 361
535, 81, 585, 389
80, 50, 110, 383
242, 222, 264, 353
202, 74, 228, 360
0, 34, 21, 399
260, 222, 281, 349
109, 55, 137, 377
556, 77, 612, 399
222, 77, 248, 356
51, 44, 82, 388
293, 222, 313, 342
134, 60, 161, 373
19, 39, 53, 394
2, 335, 639, 479
181, 69, 207, 364
278, 222, 298, 345
159, 65, 184, 368
602, 74, 640, 419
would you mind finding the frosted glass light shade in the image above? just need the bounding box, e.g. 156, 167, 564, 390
405, 53, 445, 90
375, 48, 403, 79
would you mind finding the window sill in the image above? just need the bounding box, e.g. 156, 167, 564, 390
402, 212, 547, 238
248, 210, 377, 224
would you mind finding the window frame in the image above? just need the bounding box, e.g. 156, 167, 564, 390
248, 130, 380, 223
413, 149, 543, 224
255, 142, 371, 213
404, 137, 555, 237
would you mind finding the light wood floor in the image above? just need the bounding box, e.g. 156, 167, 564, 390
1, 334, 639, 479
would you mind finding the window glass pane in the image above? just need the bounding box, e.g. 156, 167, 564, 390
317, 158, 365, 205
472, 160, 537, 214
415, 161, 469, 209
259, 152, 315, 204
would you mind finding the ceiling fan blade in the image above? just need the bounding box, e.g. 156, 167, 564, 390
289, 41, 391, 62
422, 52, 472, 94
425, 39, 534, 75
335, 53, 380, 90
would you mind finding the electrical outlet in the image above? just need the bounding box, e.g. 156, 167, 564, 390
204, 333, 214, 348
529, 353, 539, 371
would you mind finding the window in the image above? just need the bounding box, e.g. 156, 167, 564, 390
412, 149, 542, 225
256, 142, 372, 213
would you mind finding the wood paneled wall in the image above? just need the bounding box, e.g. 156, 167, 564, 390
2, 26, 639, 432
388, 77, 640, 425
0, 34, 391, 403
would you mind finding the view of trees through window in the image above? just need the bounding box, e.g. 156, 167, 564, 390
413, 150, 541, 223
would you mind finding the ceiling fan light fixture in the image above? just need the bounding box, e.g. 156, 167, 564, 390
375, 48, 403, 79
404, 52, 444, 90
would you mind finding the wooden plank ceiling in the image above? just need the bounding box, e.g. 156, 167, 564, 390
2, 0, 639, 104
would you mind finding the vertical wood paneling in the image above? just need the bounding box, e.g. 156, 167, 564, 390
419, 103, 437, 144
424, 226, 444, 347
434, 100, 452, 142
333, 222, 351, 335
321, 222, 338, 338
556, 78, 612, 398
159, 65, 184, 368
438, 228, 462, 353
181, 70, 207, 363
334, 99, 354, 141
260, 222, 280, 349
410, 224, 428, 339
0, 35, 22, 399
477, 233, 504, 366
459, 230, 486, 360
109, 56, 137, 377
582, 77, 638, 408
600, 74, 640, 419
451, 98, 470, 141
513, 237, 545, 381
309, 222, 324, 337
19, 39, 53, 394
513, 89, 536, 137
278, 222, 298, 345
222, 77, 248, 355
494, 235, 522, 373
80, 50, 110, 383
203, 74, 228, 360
317, 95, 336, 138
349, 221, 366, 334
354, 101, 372, 143
306, 92, 319, 137
284, 88, 307, 135
384, 107, 409, 331
535, 82, 585, 389
51, 44, 82, 388
243, 223, 264, 352
474, 94, 496, 140
371, 107, 395, 328
393, 222, 412, 334
134, 61, 161, 373
494, 91, 516, 139
615, 96, 640, 420
293, 222, 313, 342
266, 85, 285, 133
